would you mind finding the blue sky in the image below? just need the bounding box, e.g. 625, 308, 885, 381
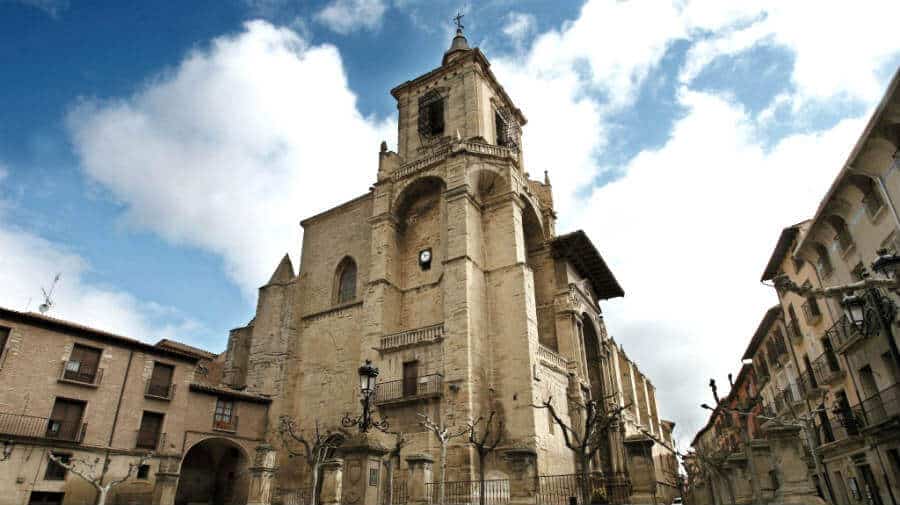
2, 0, 899, 446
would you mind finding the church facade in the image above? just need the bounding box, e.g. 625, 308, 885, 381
219, 28, 680, 505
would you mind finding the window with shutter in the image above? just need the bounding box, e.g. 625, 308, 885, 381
64, 344, 101, 383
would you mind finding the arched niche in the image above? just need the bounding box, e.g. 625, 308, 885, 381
522, 198, 554, 349
391, 176, 447, 330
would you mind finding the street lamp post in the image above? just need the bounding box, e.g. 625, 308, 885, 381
342, 360, 389, 433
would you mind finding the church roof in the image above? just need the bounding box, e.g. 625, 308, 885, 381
550, 230, 624, 300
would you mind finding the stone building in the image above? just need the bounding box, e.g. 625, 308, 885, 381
688, 68, 900, 505
0, 307, 273, 505
217, 27, 680, 505
0, 27, 680, 505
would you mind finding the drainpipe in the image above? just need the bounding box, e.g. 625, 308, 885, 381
109, 350, 135, 446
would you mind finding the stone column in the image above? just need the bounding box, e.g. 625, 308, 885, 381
320, 458, 344, 505
503, 448, 537, 505
406, 453, 435, 505
247, 444, 279, 505
764, 424, 826, 505
152, 455, 181, 505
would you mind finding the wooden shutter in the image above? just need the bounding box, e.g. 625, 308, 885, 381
68, 344, 101, 381
137, 412, 163, 448
50, 399, 84, 441
402, 362, 418, 397
148, 363, 174, 397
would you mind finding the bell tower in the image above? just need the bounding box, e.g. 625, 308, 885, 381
387, 23, 527, 169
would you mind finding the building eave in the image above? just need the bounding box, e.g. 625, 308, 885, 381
741, 305, 782, 360
0, 306, 202, 362
550, 230, 624, 300
796, 67, 900, 253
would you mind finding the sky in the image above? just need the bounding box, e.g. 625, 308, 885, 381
2, 0, 900, 450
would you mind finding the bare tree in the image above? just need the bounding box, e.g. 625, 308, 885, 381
691, 444, 737, 505
47, 451, 151, 505
419, 413, 468, 505
279, 417, 346, 505
466, 412, 504, 505
533, 395, 628, 505
381, 430, 407, 505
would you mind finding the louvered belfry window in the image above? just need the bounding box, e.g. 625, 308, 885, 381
418, 90, 445, 137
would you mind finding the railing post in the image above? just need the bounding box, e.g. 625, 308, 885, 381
405, 453, 434, 505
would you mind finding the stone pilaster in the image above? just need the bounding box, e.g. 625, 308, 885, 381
320, 458, 344, 505
151, 455, 181, 505
502, 448, 538, 505
406, 453, 435, 505
247, 444, 279, 505
624, 436, 656, 504
764, 424, 826, 505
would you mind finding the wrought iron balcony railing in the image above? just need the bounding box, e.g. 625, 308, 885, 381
213, 416, 239, 432
375, 374, 442, 404
135, 430, 166, 451
825, 314, 868, 353
859, 383, 900, 427
818, 407, 864, 444
811, 350, 843, 385
145, 381, 176, 400
58, 361, 103, 386
0, 412, 86, 443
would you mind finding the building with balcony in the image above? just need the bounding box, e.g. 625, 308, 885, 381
689, 68, 900, 505
0, 308, 271, 505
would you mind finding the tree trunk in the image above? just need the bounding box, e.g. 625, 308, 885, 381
478, 453, 486, 505
96, 488, 108, 505
311, 463, 320, 505
439, 442, 447, 505
579, 451, 591, 505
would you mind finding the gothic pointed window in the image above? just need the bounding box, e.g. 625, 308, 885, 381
336, 257, 357, 304
418, 90, 445, 137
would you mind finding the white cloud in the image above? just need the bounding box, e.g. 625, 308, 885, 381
490, 0, 900, 448
680, 1, 900, 104
0, 170, 201, 345
502, 12, 535, 46
69, 20, 395, 298
315, 0, 388, 35
584, 90, 864, 448
2, 0, 69, 18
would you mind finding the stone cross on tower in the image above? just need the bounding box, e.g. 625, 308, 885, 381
453, 11, 464, 31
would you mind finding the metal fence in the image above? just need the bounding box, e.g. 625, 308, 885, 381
426, 479, 510, 505
536, 473, 630, 505
382, 472, 408, 505
282, 487, 313, 505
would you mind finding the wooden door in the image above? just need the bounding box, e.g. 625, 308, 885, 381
402, 362, 419, 397
48, 399, 84, 441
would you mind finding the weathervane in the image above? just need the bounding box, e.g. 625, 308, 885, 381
453, 11, 464, 32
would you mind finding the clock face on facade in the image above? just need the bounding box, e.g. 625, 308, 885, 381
419, 248, 432, 269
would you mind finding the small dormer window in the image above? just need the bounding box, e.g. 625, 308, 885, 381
418, 90, 445, 137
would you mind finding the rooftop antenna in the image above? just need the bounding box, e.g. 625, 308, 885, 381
38, 273, 61, 314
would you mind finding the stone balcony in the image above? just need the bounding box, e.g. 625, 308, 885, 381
378, 323, 444, 352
